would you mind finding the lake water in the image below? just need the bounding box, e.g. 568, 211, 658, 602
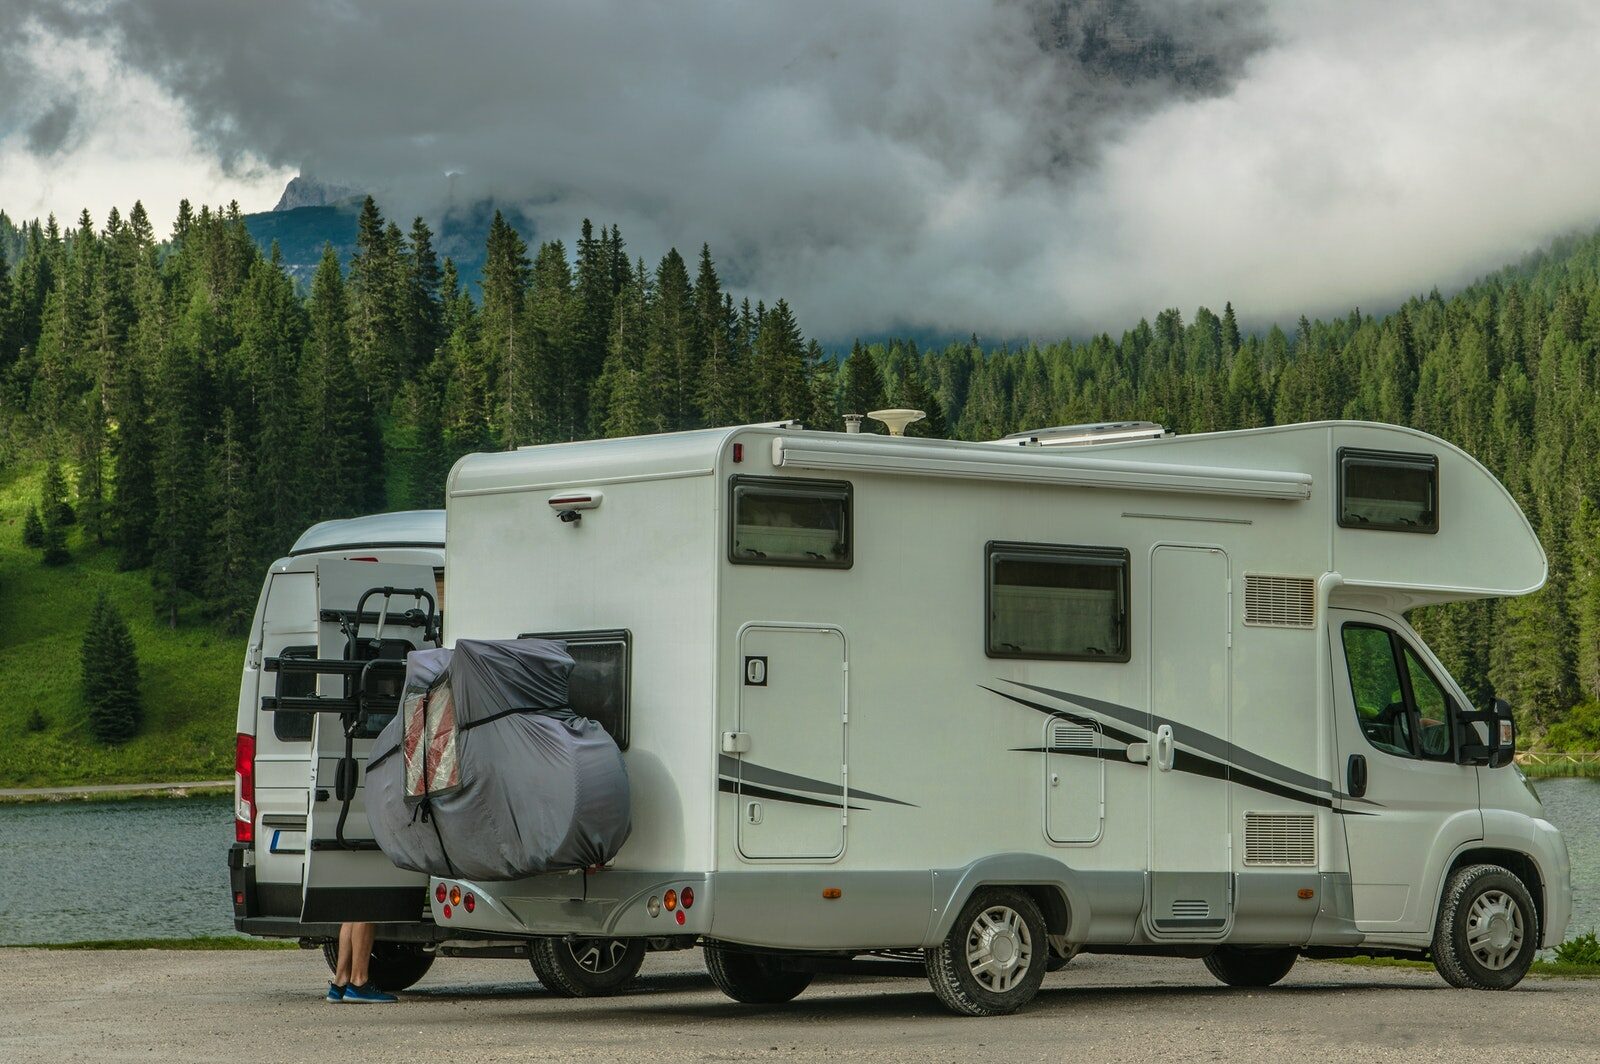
0, 782, 1596, 946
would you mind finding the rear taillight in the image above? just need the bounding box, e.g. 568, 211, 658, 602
436, 882, 447, 904
234, 733, 256, 843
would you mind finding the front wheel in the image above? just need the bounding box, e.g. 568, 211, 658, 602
1203, 946, 1297, 987
704, 944, 814, 1004
1432, 864, 1538, 990
321, 941, 436, 992
529, 936, 646, 997
925, 887, 1049, 1016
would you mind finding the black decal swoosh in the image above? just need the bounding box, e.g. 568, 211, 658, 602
719, 756, 916, 807
719, 775, 864, 811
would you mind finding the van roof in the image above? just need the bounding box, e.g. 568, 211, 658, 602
289, 510, 446, 556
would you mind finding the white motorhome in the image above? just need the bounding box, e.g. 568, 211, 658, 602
231, 510, 655, 995
315, 420, 1573, 1015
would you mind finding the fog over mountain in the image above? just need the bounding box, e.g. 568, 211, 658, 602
3, 0, 1600, 337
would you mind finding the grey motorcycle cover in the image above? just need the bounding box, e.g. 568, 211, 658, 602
366, 637, 632, 880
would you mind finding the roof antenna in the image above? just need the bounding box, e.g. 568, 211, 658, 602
868, 408, 925, 437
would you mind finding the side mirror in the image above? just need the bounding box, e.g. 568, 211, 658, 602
1457, 697, 1516, 768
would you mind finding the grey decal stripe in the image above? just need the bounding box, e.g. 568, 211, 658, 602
981, 686, 1143, 748
1003, 679, 1334, 796
719, 756, 917, 807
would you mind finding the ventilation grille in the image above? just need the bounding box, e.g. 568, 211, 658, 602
1171, 899, 1211, 919
1048, 719, 1097, 750
1243, 574, 1317, 629
1243, 812, 1317, 866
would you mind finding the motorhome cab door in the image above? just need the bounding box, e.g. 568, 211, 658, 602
1329, 609, 1481, 933
301, 560, 437, 923
734, 625, 848, 860
1146, 546, 1233, 937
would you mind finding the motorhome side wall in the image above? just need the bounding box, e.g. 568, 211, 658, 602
706, 425, 1348, 949
443, 440, 721, 875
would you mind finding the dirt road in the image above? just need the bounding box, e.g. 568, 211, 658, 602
1, 947, 1593, 1063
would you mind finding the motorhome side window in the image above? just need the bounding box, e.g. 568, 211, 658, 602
272, 645, 317, 742
986, 543, 1130, 661
1338, 448, 1438, 533
1341, 623, 1454, 761
729, 476, 851, 568
520, 630, 631, 749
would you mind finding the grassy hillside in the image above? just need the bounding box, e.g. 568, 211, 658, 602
0, 467, 241, 788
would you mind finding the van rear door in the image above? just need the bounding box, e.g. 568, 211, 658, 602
300, 560, 440, 923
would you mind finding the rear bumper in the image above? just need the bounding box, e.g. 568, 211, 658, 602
228, 843, 453, 944
428, 871, 712, 939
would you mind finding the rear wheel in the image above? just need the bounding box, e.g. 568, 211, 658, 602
1432, 863, 1538, 990
321, 941, 436, 992
925, 887, 1048, 1016
529, 936, 646, 997
703, 944, 814, 1004
1203, 946, 1298, 988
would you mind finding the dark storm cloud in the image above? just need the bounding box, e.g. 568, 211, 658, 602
5, 0, 1600, 338
24, 98, 79, 155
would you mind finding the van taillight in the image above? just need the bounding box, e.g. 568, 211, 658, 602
234, 733, 256, 843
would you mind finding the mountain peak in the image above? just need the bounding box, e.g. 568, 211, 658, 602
272, 174, 363, 212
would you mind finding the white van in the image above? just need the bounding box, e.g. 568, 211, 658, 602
229, 510, 654, 995
336, 418, 1573, 1016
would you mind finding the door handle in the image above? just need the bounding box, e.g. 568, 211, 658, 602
1347, 754, 1368, 799
1154, 725, 1175, 772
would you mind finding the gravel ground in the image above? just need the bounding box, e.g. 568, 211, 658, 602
1, 947, 1594, 1064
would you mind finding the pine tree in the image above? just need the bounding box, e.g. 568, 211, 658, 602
480, 211, 531, 446
110, 363, 157, 570
82, 590, 143, 743
751, 299, 809, 423
22, 505, 44, 548
209, 408, 258, 631
41, 458, 74, 527
839, 340, 887, 427
151, 289, 214, 626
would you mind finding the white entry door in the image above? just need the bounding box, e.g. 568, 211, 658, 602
1147, 546, 1233, 937
735, 625, 847, 860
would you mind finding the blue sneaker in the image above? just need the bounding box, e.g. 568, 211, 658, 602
341, 982, 397, 1003
325, 983, 346, 1003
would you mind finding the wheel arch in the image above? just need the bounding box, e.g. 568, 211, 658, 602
923, 853, 1084, 947
1437, 845, 1545, 944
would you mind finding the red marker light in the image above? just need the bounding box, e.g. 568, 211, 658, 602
680, 887, 694, 909
733, 443, 743, 463
442, 904, 452, 919
675, 910, 686, 925
464, 893, 476, 913
435, 883, 447, 904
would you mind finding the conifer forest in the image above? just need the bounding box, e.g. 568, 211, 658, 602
4, 196, 1600, 746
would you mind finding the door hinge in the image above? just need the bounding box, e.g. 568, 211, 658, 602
247, 643, 263, 670
1226, 587, 1234, 648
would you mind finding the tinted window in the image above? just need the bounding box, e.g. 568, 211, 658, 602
1339, 449, 1438, 533
987, 543, 1129, 661
271, 645, 317, 742
730, 476, 851, 568
521, 630, 631, 749
1342, 623, 1457, 761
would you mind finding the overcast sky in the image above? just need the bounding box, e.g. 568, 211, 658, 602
3, 0, 1600, 339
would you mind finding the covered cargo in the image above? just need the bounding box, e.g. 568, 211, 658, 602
366, 637, 631, 881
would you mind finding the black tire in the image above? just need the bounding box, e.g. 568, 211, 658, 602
925, 887, 1049, 1016
1432, 863, 1538, 990
529, 936, 646, 997
1045, 940, 1079, 973
321, 940, 436, 992
703, 944, 814, 1004
1203, 946, 1298, 988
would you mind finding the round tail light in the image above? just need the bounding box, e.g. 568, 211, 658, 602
663, 889, 677, 911
681, 887, 694, 909
435, 883, 447, 904
442, 904, 453, 919
675, 910, 686, 925
449, 886, 462, 906
464, 893, 476, 913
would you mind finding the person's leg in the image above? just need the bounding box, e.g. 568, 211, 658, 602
348, 923, 375, 987
334, 923, 354, 987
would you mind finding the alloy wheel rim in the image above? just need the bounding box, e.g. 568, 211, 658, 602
965, 904, 1033, 993
1466, 889, 1525, 971
566, 937, 630, 974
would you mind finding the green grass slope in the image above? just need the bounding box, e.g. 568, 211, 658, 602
0, 468, 242, 788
